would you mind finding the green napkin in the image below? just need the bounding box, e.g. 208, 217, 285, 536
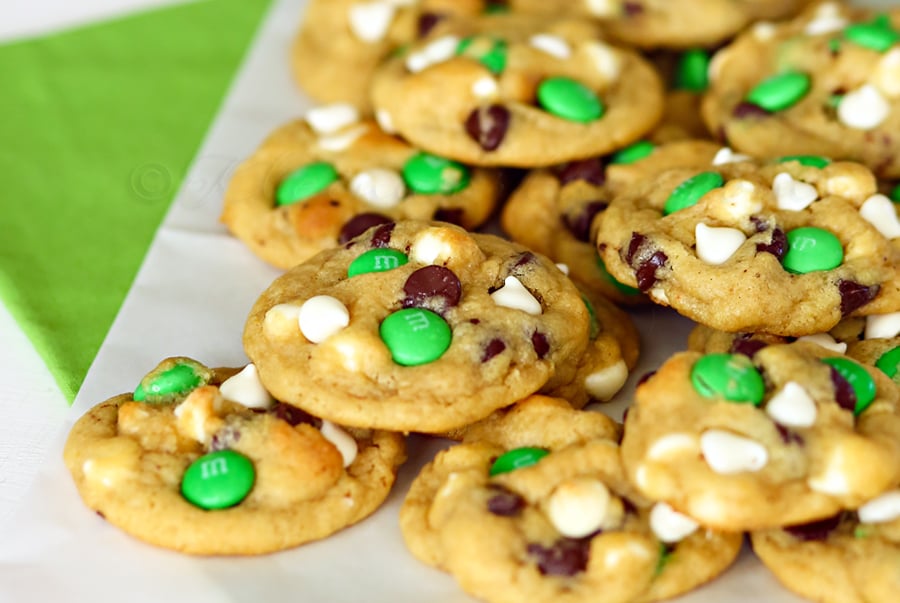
0, 0, 273, 402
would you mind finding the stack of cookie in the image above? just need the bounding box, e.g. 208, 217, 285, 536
63, 1, 900, 602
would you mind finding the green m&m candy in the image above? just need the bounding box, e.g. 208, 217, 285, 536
782, 227, 843, 274
134, 358, 210, 404
675, 49, 710, 92
596, 254, 640, 296
875, 346, 900, 382
181, 450, 255, 510
844, 14, 900, 53
890, 183, 900, 203
745, 71, 811, 112
609, 140, 655, 165
537, 76, 604, 123
276, 162, 338, 206
777, 155, 831, 169
347, 248, 409, 277
822, 357, 877, 415
489, 447, 549, 476
457, 36, 508, 74
380, 308, 452, 366
691, 353, 765, 405
581, 294, 600, 340
402, 152, 470, 194
663, 171, 724, 215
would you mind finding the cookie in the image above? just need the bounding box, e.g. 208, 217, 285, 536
620, 342, 900, 531
63, 357, 406, 555
400, 395, 742, 603
509, 0, 814, 49
702, 2, 900, 178
594, 157, 900, 336
243, 220, 610, 433
647, 49, 716, 143
501, 139, 723, 304
750, 491, 900, 603
290, 0, 485, 109
221, 109, 501, 269
369, 14, 664, 167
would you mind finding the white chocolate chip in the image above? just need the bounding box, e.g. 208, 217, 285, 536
859, 194, 900, 239
804, 3, 847, 36
348, 1, 396, 43
406, 35, 459, 73
700, 429, 768, 474
174, 388, 223, 444
647, 433, 699, 460
857, 489, 900, 524
491, 276, 542, 315
586, 0, 620, 17
583, 41, 620, 81
765, 381, 818, 428
350, 168, 406, 208
752, 22, 776, 41
320, 420, 358, 468
529, 33, 571, 59
219, 364, 274, 409
773, 172, 819, 211
298, 295, 350, 343
871, 47, 900, 99
555, 263, 570, 275
712, 147, 751, 166
305, 103, 359, 134
866, 312, 900, 339
584, 360, 629, 401
695, 222, 746, 265
410, 230, 454, 264
649, 502, 699, 543
649, 287, 669, 305
707, 49, 727, 84
838, 85, 890, 130
808, 447, 851, 496
375, 109, 395, 133
719, 180, 762, 219
263, 303, 303, 338
471, 75, 499, 98
547, 478, 615, 538
796, 333, 847, 354
317, 124, 368, 152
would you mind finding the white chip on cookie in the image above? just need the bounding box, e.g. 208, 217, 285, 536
490, 276, 542, 315
700, 429, 768, 474
298, 295, 350, 343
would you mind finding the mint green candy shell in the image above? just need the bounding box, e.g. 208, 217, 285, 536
457, 36, 507, 74
675, 49, 710, 92
380, 308, 452, 366
181, 450, 255, 510
134, 363, 202, 403
746, 71, 810, 112
844, 16, 900, 53
596, 254, 640, 296
537, 77, 604, 123
777, 155, 831, 169
275, 162, 338, 206
875, 346, 900, 381
690, 353, 765, 405
348, 248, 408, 277
402, 153, 470, 194
610, 141, 655, 165
489, 447, 549, 476
890, 183, 900, 203
782, 227, 843, 274
822, 357, 877, 415
663, 171, 723, 215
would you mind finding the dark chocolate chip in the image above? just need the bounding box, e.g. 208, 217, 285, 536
482, 338, 506, 362
402, 265, 462, 311
417, 12, 444, 37
486, 486, 525, 517
838, 280, 879, 316
729, 335, 769, 358
527, 538, 591, 576
750, 216, 769, 232
829, 366, 857, 412
756, 228, 787, 261
464, 104, 510, 152
625, 232, 646, 265
556, 158, 606, 186
636, 371, 656, 387
775, 423, 804, 445
783, 513, 843, 541
210, 426, 242, 451
532, 331, 550, 359
634, 251, 668, 292
623, 1, 644, 16
564, 200, 608, 242
370, 222, 395, 248
338, 213, 393, 245
732, 101, 770, 119
433, 207, 464, 226
513, 251, 536, 269
270, 402, 316, 427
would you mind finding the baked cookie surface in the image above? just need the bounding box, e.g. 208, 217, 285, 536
620, 342, 900, 531
594, 157, 900, 336
221, 110, 500, 269
370, 14, 664, 167
703, 2, 900, 178
63, 358, 406, 555
243, 220, 613, 433
400, 396, 742, 603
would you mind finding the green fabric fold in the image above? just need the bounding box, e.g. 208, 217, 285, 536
0, 0, 272, 401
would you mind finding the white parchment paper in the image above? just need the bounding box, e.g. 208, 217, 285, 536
1, 0, 891, 601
